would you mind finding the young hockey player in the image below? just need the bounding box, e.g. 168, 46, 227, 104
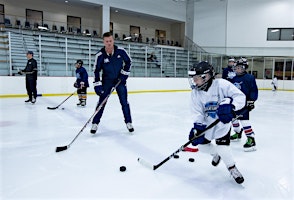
230, 58, 258, 151
271, 76, 278, 91
74, 60, 89, 107
222, 57, 236, 80
188, 61, 246, 184
91, 32, 134, 134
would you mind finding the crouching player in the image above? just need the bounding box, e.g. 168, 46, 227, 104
188, 61, 246, 184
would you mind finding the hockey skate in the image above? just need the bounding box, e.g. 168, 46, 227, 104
90, 123, 98, 134
80, 100, 86, 107
126, 122, 134, 133
76, 100, 82, 106
25, 99, 31, 103
31, 97, 36, 104
230, 129, 243, 141
243, 136, 256, 152
228, 165, 244, 184
211, 154, 221, 167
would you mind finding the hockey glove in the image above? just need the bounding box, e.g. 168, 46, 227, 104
119, 69, 130, 85
93, 81, 104, 96
247, 101, 255, 111
73, 82, 78, 88
80, 81, 85, 89
217, 97, 235, 124
188, 123, 207, 146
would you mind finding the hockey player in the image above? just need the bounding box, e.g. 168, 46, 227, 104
271, 76, 278, 91
188, 61, 246, 184
18, 51, 38, 104
91, 32, 134, 134
230, 58, 258, 151
74, 60, 89, 107
222, 57, 236, 80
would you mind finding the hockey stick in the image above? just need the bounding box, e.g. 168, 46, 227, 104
138, 119, 220, 170
55, 80, 121, 152
138, 113, 244, 170
47, 91, 76, 110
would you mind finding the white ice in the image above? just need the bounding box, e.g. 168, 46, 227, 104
0, 90, 293, 200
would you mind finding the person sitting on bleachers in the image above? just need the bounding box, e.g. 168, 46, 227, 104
147, 52, 160, 67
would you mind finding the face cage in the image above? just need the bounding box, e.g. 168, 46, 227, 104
188, 74, 210, 91
233, 65, 246, 75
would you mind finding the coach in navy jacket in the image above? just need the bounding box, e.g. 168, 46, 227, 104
91, 32, 134, 134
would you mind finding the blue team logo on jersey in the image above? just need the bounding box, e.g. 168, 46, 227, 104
104, 58, 110, 63
204, 101, 218, 118
76, 72, 81, 79
228, 71, 236, 79
234, 81, 243, 90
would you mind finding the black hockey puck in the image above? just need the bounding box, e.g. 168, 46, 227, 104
173, 154, 179, 159
119, 166, 126, 172
188, 158, 195, 162
61, 108, 65, 110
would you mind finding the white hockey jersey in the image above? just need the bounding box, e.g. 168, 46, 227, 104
190, 78, 246, 140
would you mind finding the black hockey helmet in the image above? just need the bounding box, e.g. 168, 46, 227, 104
188, 61, 215, 77
234, 57, 248, 75
188, 61, 215, 91
235, 57, 248, 69
76, 59, 83, 65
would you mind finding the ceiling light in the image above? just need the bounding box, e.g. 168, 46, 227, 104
271, 29, 280, 33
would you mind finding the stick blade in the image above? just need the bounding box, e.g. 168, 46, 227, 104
47, 106, 58, 110
55, 146, 68, 152
137, 158, 155, 170
183, 147, 199, 152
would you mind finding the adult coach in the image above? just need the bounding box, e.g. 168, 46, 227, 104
18, 51, 38, 103
91, 32, 134, 134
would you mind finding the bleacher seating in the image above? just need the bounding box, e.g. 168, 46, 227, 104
0, 28, 192, 77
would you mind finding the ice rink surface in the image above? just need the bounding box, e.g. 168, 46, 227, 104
0, 90, 293, 200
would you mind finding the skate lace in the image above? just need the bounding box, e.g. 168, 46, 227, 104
246, 137, 253, 145
229, 167, 242, 179
212, 154, 220, 163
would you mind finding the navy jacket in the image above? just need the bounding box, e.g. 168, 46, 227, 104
75, 66, 89, 87
23, 58, 37, 80
231, 72, 258, 119
94, 45, 132, 83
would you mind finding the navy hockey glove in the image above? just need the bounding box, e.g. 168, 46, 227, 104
217, 98, 235, 124
119, 69, 130, 84
188, 123, 207, 146
73, 82, 78, 88
247, 101, 255, 111
93, 81, 104, 96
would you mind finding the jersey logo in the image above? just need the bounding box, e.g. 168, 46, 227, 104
104, 58, 110, 63
204, 101, 218, 118
228, 71, 236, 79
117, 55, 121, 58
233, 81, 243, 90
76, 72, 81, 79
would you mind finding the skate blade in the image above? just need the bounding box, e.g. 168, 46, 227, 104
244, 146, 257, 152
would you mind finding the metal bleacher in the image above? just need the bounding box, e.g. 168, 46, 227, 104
0, 28, 198, 77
